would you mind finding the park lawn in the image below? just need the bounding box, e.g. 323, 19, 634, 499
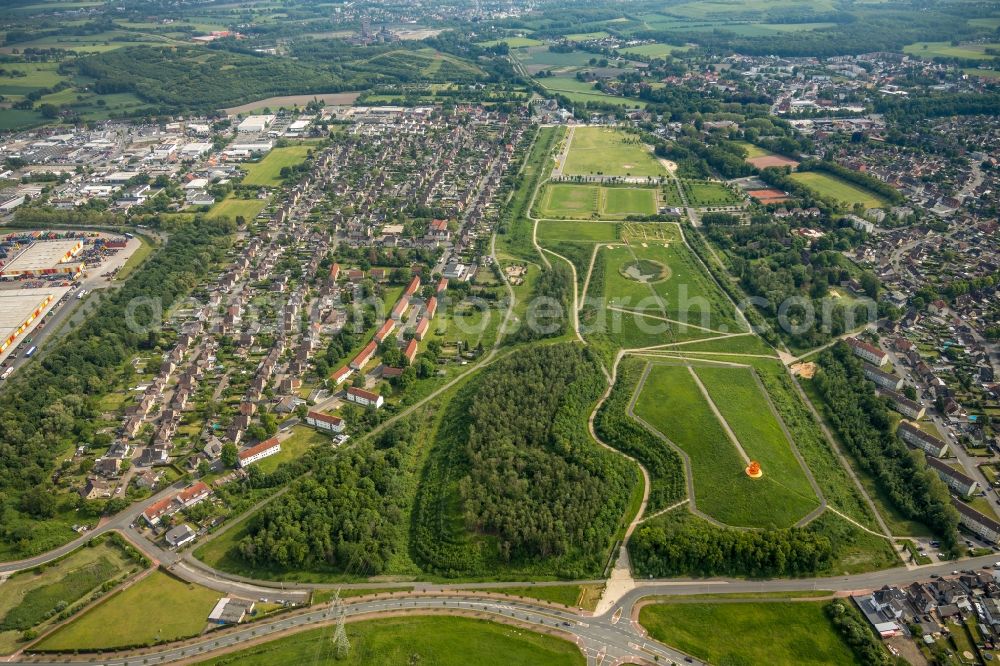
694, 366, 818, 504
536, 220, 620, 243
563, 127, 665, 177
619, 42, 689, 58
35, 570, 220, 651
602, 241, 740, 331
681, 180, 742, 206
634, 363, 814, 528
540, 183, 599, 217
639, 600, 860, 666
662, 333, 775, 356
199, 616, 585, 665
904, 41, 1000, 60
790, 171, 889, 209
600, 187, 657, 217
240, 145, 313, 186
254, 425, 330, 474
209, 195, 267, 222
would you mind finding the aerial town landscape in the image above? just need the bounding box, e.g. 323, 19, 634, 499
0, 0, 998, 664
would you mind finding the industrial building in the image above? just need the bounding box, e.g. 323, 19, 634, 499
0, 240, 84, 277
0, 291, 54, 353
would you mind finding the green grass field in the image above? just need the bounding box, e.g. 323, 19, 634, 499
536, 220, 620, 243
634, 363, 816, 528
733, 141, 773, 159
597, 241, 740, 331
0, 541, 135, 655
254, 426, 330, 474
639, 600, 860, 665
208, 195, 268, 222
790, 171, 889, 208
681, 180, 743, 206
565, 31, 609, 41
200, 616, 585, 665
602, 187, 657, 216
538, 183, 657, 219
36, 570, 220, 651
240, 145, 313, 186
537, 77, 647, 108
619, 43, 689, 58
476, 37, 544, 48
563, 127, 666, 177
904, 41, 1000, 60
694, 366, 818, 503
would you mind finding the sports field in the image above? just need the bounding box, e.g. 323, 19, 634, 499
536, 220, 620, 243
639, 600, 860, 666
790, 171, 889, 208
36, 570, 220, 651
240, 145, 313, 186
539, 184, 657, 218
734, 141, 800, 168
199, 616, 585, 665
563, 127, 666, 177
634, 363, 818, 528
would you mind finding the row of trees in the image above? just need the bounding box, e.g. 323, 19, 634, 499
826, 601, 896, 666
594, 360, 685, 512
630, 512, 834, 578
814, 343, 961, 553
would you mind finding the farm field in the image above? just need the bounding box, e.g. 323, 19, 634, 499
563, 127, 666, 177
638, 600, 860, 666
240, 145, 314, 186
538, 183, 657, 219
633, 363, 818, 528
514, 47, 598, 69
618, 43, 689, 58
694, 366, 817, 502
790, 171, 890, 208
208, 195, 268, 222
565, 31, 610, 41
477, 37, 544, 48
904, 41, 1000, 60
36, 570, 220, 651
680, 180, 743, 207
199, 616, 585, 665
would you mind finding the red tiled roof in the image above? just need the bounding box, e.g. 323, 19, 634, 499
239, 437, 280, 460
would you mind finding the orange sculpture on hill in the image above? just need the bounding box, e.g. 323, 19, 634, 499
745, 461, 762, 479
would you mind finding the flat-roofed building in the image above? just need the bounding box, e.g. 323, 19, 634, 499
0, 240, 83, 277
0, 291, 54, 352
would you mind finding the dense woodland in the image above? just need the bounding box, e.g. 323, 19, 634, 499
814, 343, 961, 553
412, 344, 636, 578
237, 424, 417, 574
0, 217, 233, 555
707, 222, 880, 350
